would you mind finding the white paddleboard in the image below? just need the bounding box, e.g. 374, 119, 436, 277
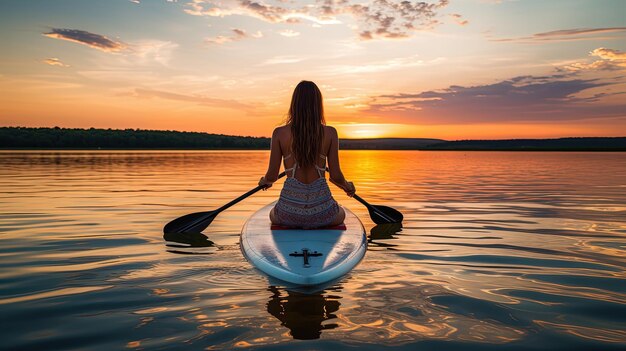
241, 201, 367, 286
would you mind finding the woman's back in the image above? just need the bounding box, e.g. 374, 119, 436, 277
276, 124, 333, 184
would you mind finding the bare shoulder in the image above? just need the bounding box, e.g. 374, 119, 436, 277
324, 125, 338, 138
272, 125, 290, 139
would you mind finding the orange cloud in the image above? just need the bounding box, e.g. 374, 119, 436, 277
42, 58, 69, 67
591, 48, 626, 63
561, 47, 626, 72
450, 13, 469, 26
205, 28, 258, 44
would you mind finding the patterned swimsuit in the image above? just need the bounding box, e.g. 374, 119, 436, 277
273, 153, 340, 229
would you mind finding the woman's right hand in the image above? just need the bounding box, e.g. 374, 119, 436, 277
343, 181, 356, 197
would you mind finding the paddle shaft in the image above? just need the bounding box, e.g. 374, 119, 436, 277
177, 171, 286, 233
217, 170, 286, 213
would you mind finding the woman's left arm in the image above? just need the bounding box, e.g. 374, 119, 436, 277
259, 128, 282, 189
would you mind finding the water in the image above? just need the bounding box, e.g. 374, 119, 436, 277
1, 150, 625, 350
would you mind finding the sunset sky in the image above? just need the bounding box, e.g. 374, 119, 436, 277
1, 0, 625, 139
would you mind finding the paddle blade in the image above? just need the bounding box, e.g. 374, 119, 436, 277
368, 205, 403, 225
163, 210, 217, 234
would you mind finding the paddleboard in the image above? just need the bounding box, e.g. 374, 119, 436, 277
241, 201, 367, 286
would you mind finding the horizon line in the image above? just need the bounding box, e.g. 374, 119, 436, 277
2, 126, 625, 142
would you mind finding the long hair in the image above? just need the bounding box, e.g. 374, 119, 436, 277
286, 80, 326, 168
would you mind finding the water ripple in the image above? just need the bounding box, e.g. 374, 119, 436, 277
1, 150, 625, 350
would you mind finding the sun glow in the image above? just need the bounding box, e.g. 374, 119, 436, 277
335, 123, 418, 139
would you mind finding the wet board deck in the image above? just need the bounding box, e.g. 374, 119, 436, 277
241, 201, 367, 286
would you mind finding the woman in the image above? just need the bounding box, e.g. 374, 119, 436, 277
258, 80, 356, 228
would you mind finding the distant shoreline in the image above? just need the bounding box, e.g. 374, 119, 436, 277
2, 148, 625, 152
1, 127, 625, 151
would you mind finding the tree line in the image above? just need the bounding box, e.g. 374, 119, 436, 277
1, 126, 624, 150
0, 127, 270, 149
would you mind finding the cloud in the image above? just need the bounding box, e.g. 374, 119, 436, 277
43, 28, 126, 52
321, 0, 450, 40
591, 48, 626, 62
129, 0, 178, 3
129, 40, 179, 66
131, 88, 254, 110
74, 40, 180, 85
491, 27, 626, 43
238, 0, 290, 22
184, 0, 451, 40
479, 0, 515, 3
560, 47, 626, 72
561, 61, 618, 72
450, 13, 468, 26
232, 28, 246, 37
278, 29, 300, 37
43, 28, 178, 67
42, 58, 69, 67
184, 0, 340, 25
327, 55, 445, 74
260, 55, 305, 65
185, 0, 290, 22
365, 74, 626, 124
205, 28, 253, 44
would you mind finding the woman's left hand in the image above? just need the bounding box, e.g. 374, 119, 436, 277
259, 176, 273, 190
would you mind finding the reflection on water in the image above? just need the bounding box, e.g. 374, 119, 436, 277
369, 222, 403, 247
163, 231, 217, 255
1, 150, 626, 350
266, 286, 340, 340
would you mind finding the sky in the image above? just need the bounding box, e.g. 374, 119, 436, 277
0, 0, 625, 139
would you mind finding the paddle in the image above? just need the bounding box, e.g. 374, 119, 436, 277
163, 171, 287, 234
352, 194, 403, 224
325, 167, 403, 224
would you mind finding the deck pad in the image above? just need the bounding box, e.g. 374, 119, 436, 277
270, 224, 347, 230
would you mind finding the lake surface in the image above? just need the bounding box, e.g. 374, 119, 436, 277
1, 150, 625, 350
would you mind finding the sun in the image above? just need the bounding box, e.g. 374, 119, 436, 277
349, 128, 386, 138
336, 123, 410, 139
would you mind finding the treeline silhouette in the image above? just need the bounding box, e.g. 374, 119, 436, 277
340, 137, 445, 149
1, 127, 625, 150
422, 137, 626, 151
0, 127, 270, 149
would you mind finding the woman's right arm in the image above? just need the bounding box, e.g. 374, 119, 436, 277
327, 126, 356, 196
259, 127, 282, 189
